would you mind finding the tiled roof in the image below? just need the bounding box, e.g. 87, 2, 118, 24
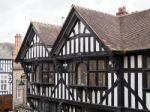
32, 21, 61, 46
73, 5, 150, 51
0, 43, 14, 59
120, 10, 150, 51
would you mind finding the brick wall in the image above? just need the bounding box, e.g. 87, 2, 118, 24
0, 95, 12, 112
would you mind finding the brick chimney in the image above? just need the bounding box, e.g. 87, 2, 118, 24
13, 34, 22, 60
116, 6, 128, 16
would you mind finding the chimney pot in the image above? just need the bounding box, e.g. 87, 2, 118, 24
116, 6, 128, 16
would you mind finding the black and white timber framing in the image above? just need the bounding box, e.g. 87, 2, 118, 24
0, 59, 13, 95
16, 6, 150, 112
0, 43, 13, 95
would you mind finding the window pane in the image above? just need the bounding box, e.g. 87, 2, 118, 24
147, 57, 150, 69
89, 60, 96, 71
49, 73, 54, 83
69, 62, 73, 71
16, 80, 21, 98
69, 73, 76, 85
36, 65, 41, 82
43, 73, 48, 82
147, 72, 150, 88
43, 63, 48, 71
89, 73, 96, 86
49, 64, 54, 71
98, 60, 105, 70
98, 72, 105, 86
77, 63, 87, 85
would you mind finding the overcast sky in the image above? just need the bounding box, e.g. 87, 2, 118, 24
0, 0, 150, 43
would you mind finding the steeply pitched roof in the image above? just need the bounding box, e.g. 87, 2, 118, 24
73, 5, 121, 51
32, 21, 61, 46
0, 43, 14, 59
72, 5, 150, 51
15, 21, 61, 61
120, 10, 150, 51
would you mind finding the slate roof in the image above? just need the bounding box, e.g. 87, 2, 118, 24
32, 21, 61, 46
73, 5, 150, 51
0, 43, 14, 59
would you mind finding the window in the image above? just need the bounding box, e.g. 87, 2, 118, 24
98, 73, 105, 86
77, 63, 87, 85
147, 72, 150, 88
89, 73, 96, 86
0, 74, 7, 91
89, 60, 106, 86
16, 80, 21, 98
146, 57, 150, 88
68, 62, 76, 85
36, 65, 42, 82
42, 63, 54, 84
89, 60, 96, 71
69, 60, 106, 87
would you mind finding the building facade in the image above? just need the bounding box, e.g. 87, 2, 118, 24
12, 34, 32, 112
16, 6, 150, 112
0, 43, 13, 112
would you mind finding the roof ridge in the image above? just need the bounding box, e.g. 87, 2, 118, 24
73, 4, 150, 18
31, 21, 61, 27
72, 4, 117, 18
72, 4, 121, 50
119, 8, 150, 18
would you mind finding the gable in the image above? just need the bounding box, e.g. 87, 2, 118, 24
52, 8, 111, 57
24, 33, 49, 60
16, 22, 61, 62
59, 20, 106, 56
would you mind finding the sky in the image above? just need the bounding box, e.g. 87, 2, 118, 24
0, 0, 150, 43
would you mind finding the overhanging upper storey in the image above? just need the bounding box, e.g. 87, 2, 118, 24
15, 22, 61, 62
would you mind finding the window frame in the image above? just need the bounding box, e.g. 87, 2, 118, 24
16, 79, 21, 99
42, 63, 55, 84
77, 63, 88, 86
68, 59, 107, 87
144, 56, 150, 89
0, 74, 8, 91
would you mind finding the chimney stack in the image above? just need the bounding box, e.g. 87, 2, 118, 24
13, 33, 22, 60
116, 6, 128, 16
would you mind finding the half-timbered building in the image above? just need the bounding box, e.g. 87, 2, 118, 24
16, 21, 61, 112
0, 43, 13, 112
16, 6, 150, 112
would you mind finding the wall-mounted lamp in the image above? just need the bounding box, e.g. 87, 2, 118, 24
109, 60, 114, 68
19, 73, 26, 105
63, 62, 68, 70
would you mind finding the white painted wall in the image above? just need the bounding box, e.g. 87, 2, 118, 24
146, 93, 150, 110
